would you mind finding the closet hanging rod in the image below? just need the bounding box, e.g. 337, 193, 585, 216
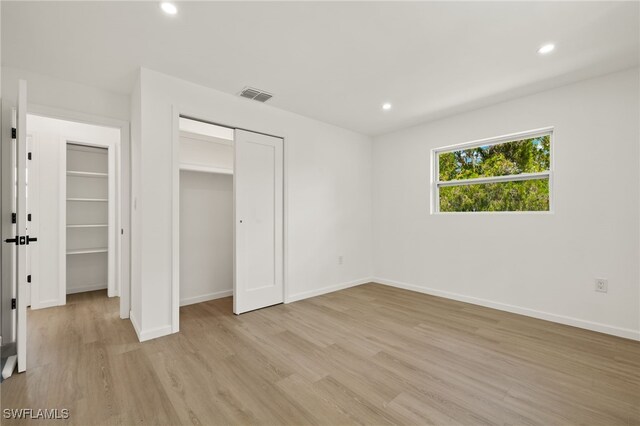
67, 248, 108, 255
67, 171, 108, 178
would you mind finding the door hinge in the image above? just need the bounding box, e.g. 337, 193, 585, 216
28, 152, 32, 160
27, 214, 31, 222
11, 128, 16, 139
11, 299, 16, 310
12, 213, 16, 224
27, 275, 31, 283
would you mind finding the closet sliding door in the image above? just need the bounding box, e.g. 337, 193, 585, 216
233, 129, 283, 314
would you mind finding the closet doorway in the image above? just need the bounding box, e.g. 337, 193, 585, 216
3, 82, 128, 374
178, 118, 235, 306
176, 116, 284, 325
64, 143, 115, 297
3, 111, 125, 373
26, 114, 122, 308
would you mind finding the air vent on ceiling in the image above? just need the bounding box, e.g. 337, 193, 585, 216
239, 86, 273, 103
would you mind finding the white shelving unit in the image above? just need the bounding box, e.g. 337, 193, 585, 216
66, 143, 109, 294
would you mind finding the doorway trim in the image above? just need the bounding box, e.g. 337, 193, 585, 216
170, 106, 289, 334
27, 104, 131, 320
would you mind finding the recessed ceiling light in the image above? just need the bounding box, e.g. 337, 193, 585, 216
160, 2, 177, 15
382, 103, 392, 111
537, 43, 555, 55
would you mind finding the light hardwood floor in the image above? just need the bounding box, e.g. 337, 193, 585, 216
1, 283, 639, 425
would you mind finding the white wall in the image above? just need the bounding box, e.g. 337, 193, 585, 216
180, 171, 233, 305
131, 68, 373, 341
2, 66, 130, 122
372, 68, 640, 340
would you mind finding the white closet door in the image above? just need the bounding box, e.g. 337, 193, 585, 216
233, 129, 283, 314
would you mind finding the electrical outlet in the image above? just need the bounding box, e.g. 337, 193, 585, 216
338, 255, 343, 265
595, 278, 608, 293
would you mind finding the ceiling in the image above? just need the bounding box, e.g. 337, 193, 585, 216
2, 1, 638, 136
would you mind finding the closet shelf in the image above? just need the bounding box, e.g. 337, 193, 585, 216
67, 248, 108, 255
67, 224, 108, 228
179, 163, 233, 175
67, 198, 108, 202
67, 171, 108, 178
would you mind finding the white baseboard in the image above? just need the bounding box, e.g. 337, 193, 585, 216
129, 311, 142, 341
129, 311, 173, 342
180, 289, 232, 307
66, 283, 107, 294
139, 324, 173, 342
373, 277, 640, 341
30, 299, 60, 310
286, 277, 372, 303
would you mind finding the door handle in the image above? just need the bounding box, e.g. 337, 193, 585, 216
3, 236, 37, 245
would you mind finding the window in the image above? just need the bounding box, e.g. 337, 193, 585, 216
433, 128, 552, 213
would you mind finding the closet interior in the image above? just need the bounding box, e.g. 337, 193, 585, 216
179, 117, 234, 307
66, 143, 109, 294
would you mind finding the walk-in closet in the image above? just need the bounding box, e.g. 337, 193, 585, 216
23, 114, 121, 310
66, 143, 109, 294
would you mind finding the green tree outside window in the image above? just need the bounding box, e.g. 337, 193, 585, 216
437, 135, 551, 212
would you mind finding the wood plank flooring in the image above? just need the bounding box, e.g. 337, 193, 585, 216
1, 283, 639, 425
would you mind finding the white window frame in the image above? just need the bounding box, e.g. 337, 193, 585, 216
432, 127, 554, 214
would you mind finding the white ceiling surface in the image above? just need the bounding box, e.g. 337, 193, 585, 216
2, 2, 638, 136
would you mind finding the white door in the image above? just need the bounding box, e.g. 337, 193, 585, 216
25, 135, 35, 308
15, 80, 31, 372
233, 129, 283, 314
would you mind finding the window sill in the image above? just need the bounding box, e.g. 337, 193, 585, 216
431, 210, 555, 216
